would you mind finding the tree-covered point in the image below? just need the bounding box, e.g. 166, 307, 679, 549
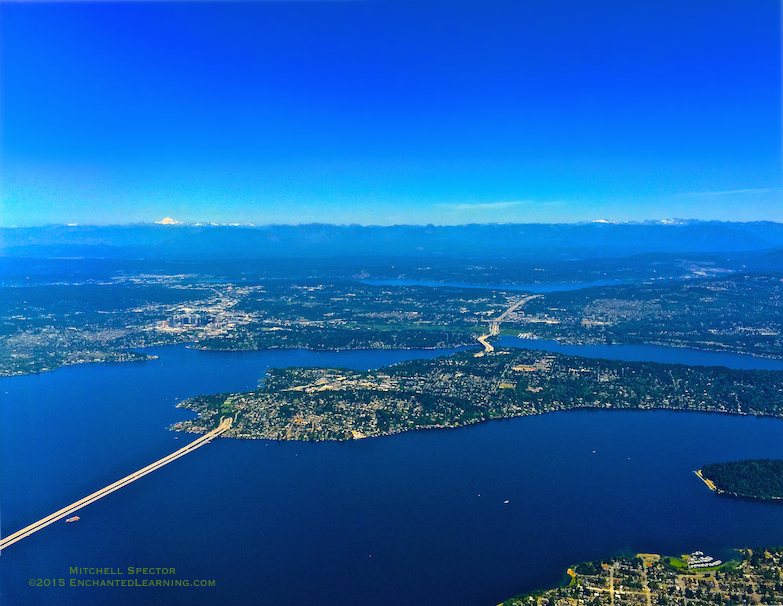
700, 460, 783, 500
174, 347, 783, 441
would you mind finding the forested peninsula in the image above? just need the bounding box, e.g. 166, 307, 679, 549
699, 460, 783, 500
174, 347, 783, 441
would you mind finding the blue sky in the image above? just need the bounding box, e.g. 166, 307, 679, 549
1, 1, 780, 226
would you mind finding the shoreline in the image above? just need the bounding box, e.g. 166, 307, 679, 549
501, 550, 741, 606
172, 343, 783, 443
694, 469, 717, 492
177, 400, 783, 443
694, 468, 783, 502
6, 335, 783, 379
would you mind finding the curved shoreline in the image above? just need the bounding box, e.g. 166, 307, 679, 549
7, 333, 783, 379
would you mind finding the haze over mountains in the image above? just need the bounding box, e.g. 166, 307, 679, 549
3, 221, 783, 262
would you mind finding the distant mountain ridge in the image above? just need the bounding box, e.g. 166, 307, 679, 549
2, 221, 783, 260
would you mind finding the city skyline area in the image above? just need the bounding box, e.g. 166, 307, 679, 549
1, 1, 781, 227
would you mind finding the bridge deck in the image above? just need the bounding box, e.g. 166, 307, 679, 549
0, 417, 232, 552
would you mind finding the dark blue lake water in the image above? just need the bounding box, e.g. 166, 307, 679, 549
358, 279, 626, 292
499, 337, 783, 370
4, 344, 783, 606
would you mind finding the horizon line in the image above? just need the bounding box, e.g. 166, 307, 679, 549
4, 218, 782, 229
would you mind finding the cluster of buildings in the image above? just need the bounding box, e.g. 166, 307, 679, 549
159, 313, 213, 329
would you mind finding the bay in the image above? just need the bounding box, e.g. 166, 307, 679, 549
3, 344, 783, 606
358, 279, 626, 292
499, 336, 783, 370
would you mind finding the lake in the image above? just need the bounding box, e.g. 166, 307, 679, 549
498, 336, 783, 370
3, 343, 783, 606
358, 279, 626, 292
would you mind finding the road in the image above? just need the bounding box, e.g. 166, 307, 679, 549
609, 564, 615, 606
477, 295, 539, 353
0, 416, 232, 552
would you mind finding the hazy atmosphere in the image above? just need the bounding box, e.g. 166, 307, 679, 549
6, 5, 783, 606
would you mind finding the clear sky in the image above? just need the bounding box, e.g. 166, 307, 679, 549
1, 1, 781, 226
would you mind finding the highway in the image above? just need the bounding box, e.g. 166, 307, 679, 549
0, 416, 232, 552
477, 295, 539, 353
477, 333, 495, 353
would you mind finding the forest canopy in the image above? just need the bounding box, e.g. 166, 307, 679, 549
700, 459, 783, 500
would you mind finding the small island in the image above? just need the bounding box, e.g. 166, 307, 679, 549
698, 460, 783, 500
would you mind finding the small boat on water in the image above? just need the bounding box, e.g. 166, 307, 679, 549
65, 516, 80, 523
